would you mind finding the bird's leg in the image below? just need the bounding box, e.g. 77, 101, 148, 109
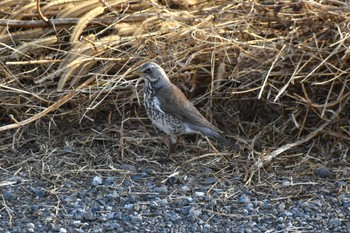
167, 135, 179, 157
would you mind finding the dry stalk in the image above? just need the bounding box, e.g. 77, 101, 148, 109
0, 0, 349, 185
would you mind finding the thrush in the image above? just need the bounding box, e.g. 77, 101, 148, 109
139, 62, 239, 154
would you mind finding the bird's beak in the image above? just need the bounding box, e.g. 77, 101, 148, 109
134, 70, 143, 77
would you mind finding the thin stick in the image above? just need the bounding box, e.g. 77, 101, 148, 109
246, 93, 350, 185
0, 78, 94, 132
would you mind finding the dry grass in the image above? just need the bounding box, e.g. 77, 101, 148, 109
0, 0, 349, 186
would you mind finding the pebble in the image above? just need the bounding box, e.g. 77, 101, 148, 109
82, 211, 95, 221
63, 145, 71, 154
201, 177, 217, 185
188, 207, 202, 219
314, 167, 331, 178
239, 194, 250, 203
28, 187, 45, 198
131, 175, 142, 181
277, 202, 286, 212
3, 190, 15, 201
128, 195, 137, 203
104, 222, 120, 230
194, 191, 205, 198
59, 228, 67, 233
92, 176, 103, 186
130, 215, 142, 223
106, 191, 119, 200
159, 199, 168, 206
164, 212, 178, 222
153, 185, 168, 194
72, 220, 81, 226
119, 164, 136, 172
73, 228, 84, 233
26, 223, 35, 232
104, 177, 116, 185
284, 210, 293, 217
203, 223, 211, 231
242, 209, 249, 216
245, 203, 254, 210
181, 185, 191, 192
124, 204, 134, 210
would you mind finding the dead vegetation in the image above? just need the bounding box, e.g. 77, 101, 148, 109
0, 0, 349, 185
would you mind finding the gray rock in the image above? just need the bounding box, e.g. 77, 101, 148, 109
104, 222, 120, 230
130, 215, 142, 223
277, 202, 286, 212
153, 185, 168, 194
201, 177, 217, 185
82, 211, 95, 221
104, 177, 116, 185
239, 194, 250, 203
92, 176, 103, 186
124, 203, 133, 210
181, 185, 191, 192
314, 167, 332, 178
119, 164, 136, 172
188, 207, 202, 219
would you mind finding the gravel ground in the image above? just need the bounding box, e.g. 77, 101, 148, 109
1, 161, 349, 233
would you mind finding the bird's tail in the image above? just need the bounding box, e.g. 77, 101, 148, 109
194, 126, 240, 151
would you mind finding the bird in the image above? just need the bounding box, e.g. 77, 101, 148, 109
139, 62, 239, 155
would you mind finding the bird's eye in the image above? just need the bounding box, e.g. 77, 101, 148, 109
144, 68, 152, 74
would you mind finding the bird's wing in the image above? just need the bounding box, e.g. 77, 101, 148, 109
156, 83, 239, 150
156, 84, 220, 131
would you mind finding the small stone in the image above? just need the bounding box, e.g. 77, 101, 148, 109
73, 228, 84, 233
3, 191, 15, 201
188, 207, 202, 219
27, 223, 35, 232
214, 189, 225, 195
164, 212, 174, 221
194, 192, 205, 198
154, 185, 168, 194
27, 223, 35, 228
201, 177, 217, 185
28, 187, 45, 198
244, 228, 253, 233
92, 176, 103, 186
130, 175, 142, 181
314, 166, 331, 178
180, 206, 191, 215
106, 191, 119, 200
203, 224, 211, 231
72, 220, 81, 226
245, 203, 254, 210
239, 194, 250, 204
119, 164, 136, 172
278, 202, 286, 211
104, 177, 116, 185
124, 204, 133, 210
59, 228, 67, 233
63, 145, 71, 154
242, 209, 249, 216
262, 200, 271, 209
130, 215, 142, 223
83, 211, 95, 221
104, 222, 120, 230
127, 195, 137, 203
159, 199, 168, 206
181, 185, 191, 192
284, 210, 293, 217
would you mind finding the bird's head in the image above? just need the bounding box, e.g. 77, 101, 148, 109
138, 62, 170, 87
